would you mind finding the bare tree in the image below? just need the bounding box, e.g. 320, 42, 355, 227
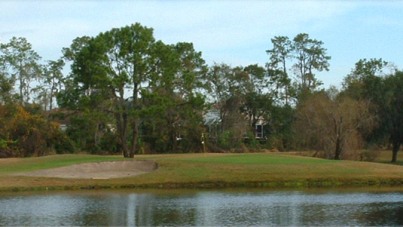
295, 91, 375, 160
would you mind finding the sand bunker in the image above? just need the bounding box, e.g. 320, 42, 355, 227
16, 160, 158, 179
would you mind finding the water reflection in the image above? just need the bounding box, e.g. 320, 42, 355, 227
0, 190, 402, 226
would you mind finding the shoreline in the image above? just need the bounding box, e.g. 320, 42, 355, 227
2, 176, 403, 193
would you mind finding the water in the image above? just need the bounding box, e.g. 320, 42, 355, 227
0, 189, 402, 226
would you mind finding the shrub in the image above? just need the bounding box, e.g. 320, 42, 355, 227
0, 104, 69, 157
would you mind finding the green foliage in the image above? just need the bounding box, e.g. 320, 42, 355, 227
0, 73, 15, 104
267, 33, 331, 99
0, 37, 42, 105
63, 111, 114, 154
343, 59, 403, 162
343, 58, 389, 101
35, 59, 65, 110
217, 130, 234, 150
0, 139, 7, 149
53, 134, 75, 154
381, 71, 403, 162
61, 23, 157, 157
60, 23, 208, 156
2, 26, 402, 162
65, 115, 96, 152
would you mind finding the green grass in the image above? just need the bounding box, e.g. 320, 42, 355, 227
0, 152, 402, 192
185, 153, 334, 165
129, 153, 402, 187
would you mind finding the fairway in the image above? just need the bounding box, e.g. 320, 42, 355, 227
184, 153, 334, 165
0, 153, 402, 192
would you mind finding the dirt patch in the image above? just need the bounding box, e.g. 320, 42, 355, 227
15, 160, 158, 179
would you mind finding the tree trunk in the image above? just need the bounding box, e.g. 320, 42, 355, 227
129, 119, 138, 158
391, 141, 400, 163
282, 58, 289, 106
334, 117, 343, 160
121, 128, 130, 158
334, 137, 342, 160
128, 82, 140, 158
115, 106, 130, 158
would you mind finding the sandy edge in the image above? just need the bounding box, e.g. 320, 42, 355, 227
13, 160, 158, 179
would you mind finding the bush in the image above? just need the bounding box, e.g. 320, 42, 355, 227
359, 150, 380, 162
54, 133, 76, 154
0, 104, 69, 157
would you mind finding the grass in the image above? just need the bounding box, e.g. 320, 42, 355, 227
376, 150, 403, 165
0, 154, 124, 174
0, 152, 402, 192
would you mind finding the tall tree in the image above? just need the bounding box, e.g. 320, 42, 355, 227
142, 41, 207, 153
58, 36, 93, 109
62, 36, 92, 62
342, 59, 402, 162
35, 59, 65, 110
266, 33, 330, 103
293, 33, 330, 92
206, 63, 233, 129
266, 36, 294, 105
0, 72, 14, 104
205, 64, 247, 148
66, 23, 155, 158
61, 23, 208, 156
381, 72, 403, 162
343, 58, 390, 101
206, 64, 273, 149
0, 37, 42, 105
242, 64, 272, 133
173, 42, 208, 97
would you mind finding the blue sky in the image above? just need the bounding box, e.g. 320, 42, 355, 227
1, 0, 402, 88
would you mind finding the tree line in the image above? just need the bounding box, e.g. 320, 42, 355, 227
0, 23, 401, 162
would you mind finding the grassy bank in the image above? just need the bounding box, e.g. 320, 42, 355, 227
0, 153, 402, 192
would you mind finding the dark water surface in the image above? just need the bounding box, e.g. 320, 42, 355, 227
0, 189, 402, 226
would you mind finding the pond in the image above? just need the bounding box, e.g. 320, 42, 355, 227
0, 189, 402, 226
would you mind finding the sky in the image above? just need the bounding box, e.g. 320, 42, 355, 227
1, 0, 402, 88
